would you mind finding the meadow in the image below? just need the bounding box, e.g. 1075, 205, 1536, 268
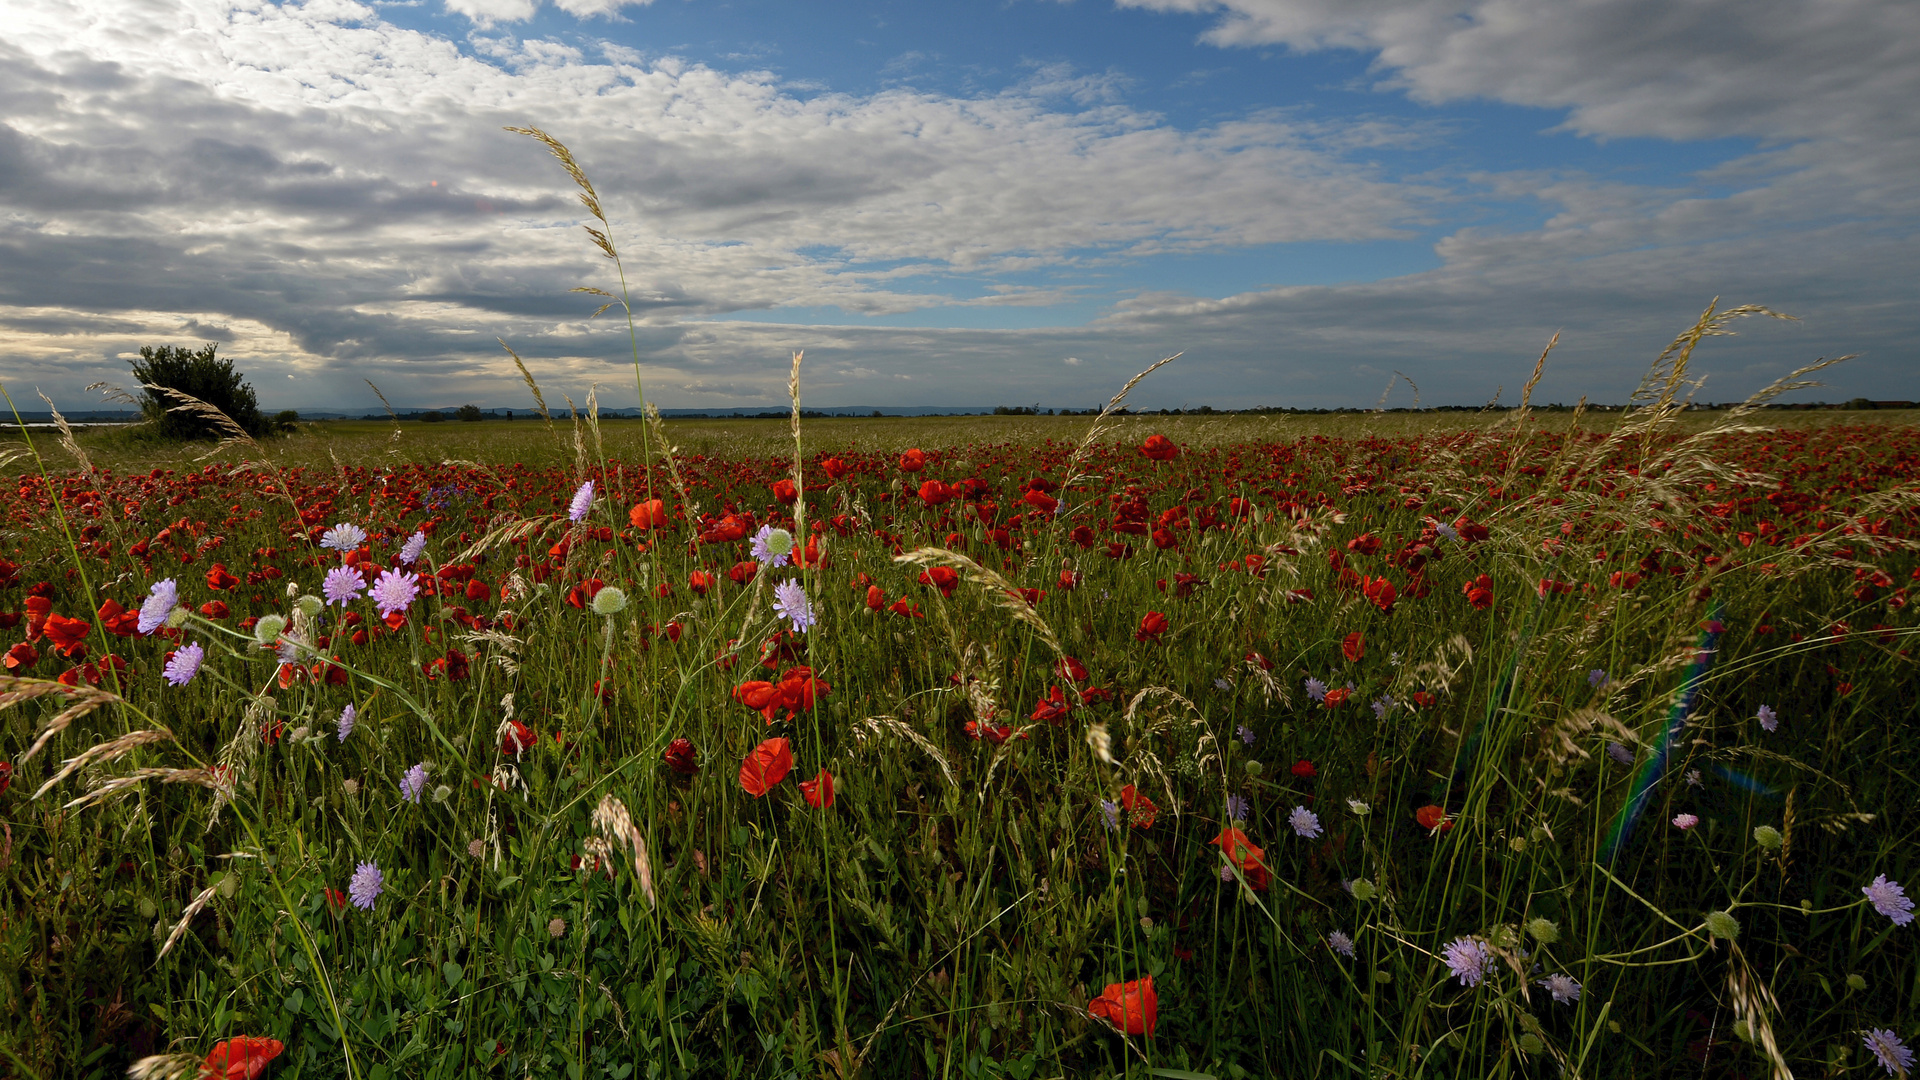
3, 322, 1918, 1080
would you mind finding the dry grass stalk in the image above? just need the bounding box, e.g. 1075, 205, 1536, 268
364, 378, 405, 448
892, 547, 1067, 661
1726, 943, 1792, 1080
643, 403, 697, 517
454, 516, 560, 564
156, 881, 222, 961
498, 340, 554, 430
36, 391, 96, 476
33, 727, 175, 800
1061, 352, 1181, 492
504, 125, 616, 258
15, 681, 122, 765
64, 767, 223, 812
788, 350, 806, 540
126, 1053, 203, 1080
591, 794, 656, 907
855, 715, 956, 791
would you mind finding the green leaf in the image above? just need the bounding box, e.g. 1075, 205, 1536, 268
442, 961, 464, 989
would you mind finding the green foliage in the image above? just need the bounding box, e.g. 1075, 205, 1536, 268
128, 343, 271, 441
457, 404, 484, 422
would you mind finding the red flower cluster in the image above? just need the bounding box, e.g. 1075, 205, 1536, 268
732, 666, 831, 723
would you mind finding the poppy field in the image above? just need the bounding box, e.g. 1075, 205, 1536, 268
2, 333, 1919, 1079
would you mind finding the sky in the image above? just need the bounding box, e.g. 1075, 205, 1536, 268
2, 0, 1916, 413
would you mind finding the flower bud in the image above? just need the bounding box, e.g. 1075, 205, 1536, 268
1526, 917, 1560, 944
1752, 825, 1782, 850
1349, 878, 1377, 902
254, 614, 288, 644
1703, 910, 1740, 940
294, 594, 324, 618
591, 586, 630, 616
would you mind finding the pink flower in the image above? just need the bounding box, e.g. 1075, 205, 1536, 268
1672, 813, 1699, 830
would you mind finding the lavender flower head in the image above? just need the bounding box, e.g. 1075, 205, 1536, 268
371, 568, 420, 619
1757, 704, 1778, 733
1372, 695, 1393, 720
1433, 520, 1460, 543
568, 480, 595, 523
1327, 930, 1355, 958
137, 578, 178, 636
162, 642, 205, 687
750, 525, 794, 568
1304, 677, 1328, 703
1863, 874, 1915, 926
348, 861, 383, 910
1673, 813, 1699, 830
1588, 668, 1610, 690
1100, 799, 1120, 832
400, 762, 428, 804
1538, 973, 1582, 1004
1865, 1029, 1915, 1077
322, 565, 365, 606
320, 522, 368, 552
772, 580, 816, 633
1441, 936, 1495, 988
398, 530, 427, 566
1289, 806, 1323, 840
1236, 724, 1256, 746
337, 703, 356, 742
1225, 793, 1249, 822
1607, 741, 1635, 767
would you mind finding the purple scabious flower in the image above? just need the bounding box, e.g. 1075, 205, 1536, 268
371, 568, 419, 619
348, 861, 383, 910
1289, 806, 1322, 839
162, 642, 205, 687
1433, 520, 1459, 542
749, 525, 793, 568
322, 565, 365, 606
1100, 800, 1120, 832
1588, 668, 1610, 689
1756, 704, 1778, 732
1225, 794, 1249, 822
1441, 936, 1495, 988
568, 480, 595, 523
398, 530, 427, 566
337, 704, 356, 742
320, 523, 368, 552
1863, 875, 1915, 926
400, 763, 428, 803
137, 578, 178, 635
1538, 973, 1581, 1004
1864, 1029, 1915, 1077
1371, 695, 1393, 720
1607, 741, 1635, 766
1236, 724, 1255, 746
772, 580, 816, 633
1328, 930, 1355, 958
1304, 677, 1328, 703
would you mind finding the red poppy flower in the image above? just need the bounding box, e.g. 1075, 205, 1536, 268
918, 480, 953, 506
501, 719, 538, 757
738, 737, 793, 796
464, 579, 492, 603
865, 584, 886, 611
1362, 576, 1397, 613
1290, 759, 1317, 780
800, 768, 835, 808
918, 566, 960, 597
1342, 632, 1365, 663
663, 737, 698, 775
1210, 826, 1265, 871
1118, 784, 1158, 828
1462, 574, 1493, 610
1054, 655, 1089, 683
964, 720, 1025, 745
325, 888, 347, 913
0, 761, 13, 795
1415, 805, 1453, 834
1140, 434, 1179, 462
202, 1036, 284, 1080
1412, 691, 1437, 708
205, 564, 239, 591
1021, 489, 1058, 515
771, 478, 798, 504
1135, 611, 1169, 643
820, 457, 850, 481
1088, 976, 1158, 1036
629, 499, 668, 530
4, 642, 38, 672
1322, 688, 1350, 708
1346, 532, 1382, 556
887, 596, 924, 618
898, 448, 927, 472
42, 614, 90, 659
199, 600, 230, 620
689, 571, 715, 595
1030, 685, 1072, 724
96, 599, 140, 636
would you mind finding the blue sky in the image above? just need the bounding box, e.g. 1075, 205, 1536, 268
1, 0, 1914, 411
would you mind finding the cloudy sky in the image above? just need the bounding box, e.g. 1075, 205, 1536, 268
3, 0, 1915, 412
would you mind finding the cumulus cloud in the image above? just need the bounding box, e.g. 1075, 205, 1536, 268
0, 0, 1911, 413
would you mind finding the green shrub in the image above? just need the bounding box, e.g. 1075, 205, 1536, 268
129, 344, 270, 440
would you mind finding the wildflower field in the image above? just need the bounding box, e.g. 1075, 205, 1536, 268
4, 335, 1919, 1080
